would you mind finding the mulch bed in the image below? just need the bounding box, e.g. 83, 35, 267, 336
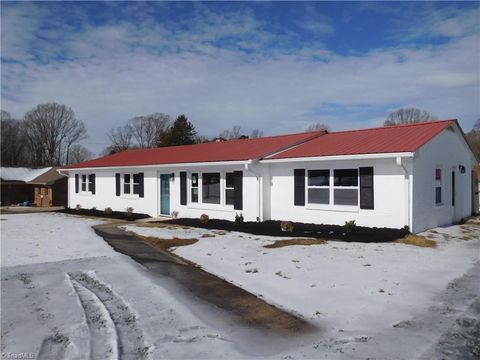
167, 218, 409, 243
58, 207, 150, 221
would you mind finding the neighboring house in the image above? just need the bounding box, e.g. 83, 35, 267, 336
60, 120, 478, 233
1, 167, 68, 207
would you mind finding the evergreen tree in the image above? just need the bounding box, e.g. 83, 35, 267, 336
158, 114, 197, 146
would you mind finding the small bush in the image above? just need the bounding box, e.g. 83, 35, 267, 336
104, 207, 113, 214
75, 204, 82, 211
200, 214, 209, 224
171, 210, 179, 219
126, 207, 134, 216
234, 212, 244, 225
280, 221, 294, 232
344, 220, 357, 233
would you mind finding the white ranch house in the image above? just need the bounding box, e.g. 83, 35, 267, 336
60, 120, 478, 233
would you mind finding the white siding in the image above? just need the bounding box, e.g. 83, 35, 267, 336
68, 165, 259, 222
267, 158, 411, 229
412, 127, 476, 232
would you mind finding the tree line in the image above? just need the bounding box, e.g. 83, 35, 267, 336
1, 104, 89, 167
2, 103, 479, 167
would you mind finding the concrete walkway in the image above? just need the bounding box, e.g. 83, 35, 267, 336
93, 222, 312, 334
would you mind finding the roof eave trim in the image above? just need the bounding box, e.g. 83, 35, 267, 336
58, 160, 252, 172
261, 152, 415, 163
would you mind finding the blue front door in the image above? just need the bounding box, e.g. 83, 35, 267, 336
160, 174, 170, 215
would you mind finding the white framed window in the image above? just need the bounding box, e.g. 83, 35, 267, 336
202, 172, 221, 204
307, 169, 330, 205
191, 173, 199, 203
81, 174, 88, 192
435, 167, 442, 205
79, 173, 94, 193
333, 169, 359, 206
123, 173, 141, 196
225, 172, 235, 206
187, 171, 238, 208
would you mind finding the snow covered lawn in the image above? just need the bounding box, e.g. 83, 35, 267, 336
0, 213, 250, 360
123, 220, 480, 358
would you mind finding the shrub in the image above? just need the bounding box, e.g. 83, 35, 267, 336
126, 207, 134, 216
171, 210, 179, 219
75, 204, 82, 211
344, 220, 357, 233
104, 207, 113, 214
200, 214, 209, 224
91, 206, 96, 211
280, 221, 294, 232
234, 212, 244, 225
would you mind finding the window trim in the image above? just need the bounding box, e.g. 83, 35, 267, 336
187, 170, 237, 210
121, 172, 141, 198
435, 166, 443, 206
306, 169, 330, 206
304, 167, 360, 211
79, 173, 93, 195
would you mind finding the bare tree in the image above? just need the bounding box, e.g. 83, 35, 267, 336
305, 123, 331, 132
129, 113, 171, 148
219, 125, 244, 140
106, 125, 133, 154
195, 135, 211, 144
23, 103, 87, 166
68, 144, 93, 164
384, 108, 437, 126
466, 118, 480, 159
1, 110, 27, 166
250, 129, 264, 138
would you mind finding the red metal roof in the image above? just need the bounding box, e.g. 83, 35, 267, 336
65, 131, 324, 169
269, 120, 457, 160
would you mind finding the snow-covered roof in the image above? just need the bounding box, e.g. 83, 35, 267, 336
0, 167, 52, 182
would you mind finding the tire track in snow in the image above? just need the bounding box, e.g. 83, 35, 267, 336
69, 275, 119, 360
68, 271, 152, 359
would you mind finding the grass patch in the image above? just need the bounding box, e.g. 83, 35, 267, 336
460, 234, 477, 241
128, 232, 198, 251
201, 233, 216, 238
264, 238, 327, 248
137, 222, 190, 230
395, 234, 436, 248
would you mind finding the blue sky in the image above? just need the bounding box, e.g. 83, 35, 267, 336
1, 1, 479, 154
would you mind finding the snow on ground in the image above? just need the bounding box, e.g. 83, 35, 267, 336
124, 221, 480, 359
2, 213, 479, 360
0, 213, 251, 360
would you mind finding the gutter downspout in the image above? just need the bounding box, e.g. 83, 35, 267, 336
245, 161, 263, 222
396, 157, 412, 231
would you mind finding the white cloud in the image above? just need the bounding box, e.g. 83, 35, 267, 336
1, 3, 479, 155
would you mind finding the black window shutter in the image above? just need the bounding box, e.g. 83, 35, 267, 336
89, 174, 96, 194
233, 171, 243, 210
180, 172, 187, 205
115, 173, 121, 196
360, 167, 374, 210
75, 174, 79, 193
139, 173, 144, 198
294, 169, 305, 206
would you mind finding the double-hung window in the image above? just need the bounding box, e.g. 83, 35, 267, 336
435, 168, 442, 205
202, 173, 221, 204
307, 170, 330, 204
191, 173, 199, 203
225, 172, 235, 205
333, 169, 359, 206
77, 173, 95, 194
123, 173, 141, 195
81, 174, 88, 192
